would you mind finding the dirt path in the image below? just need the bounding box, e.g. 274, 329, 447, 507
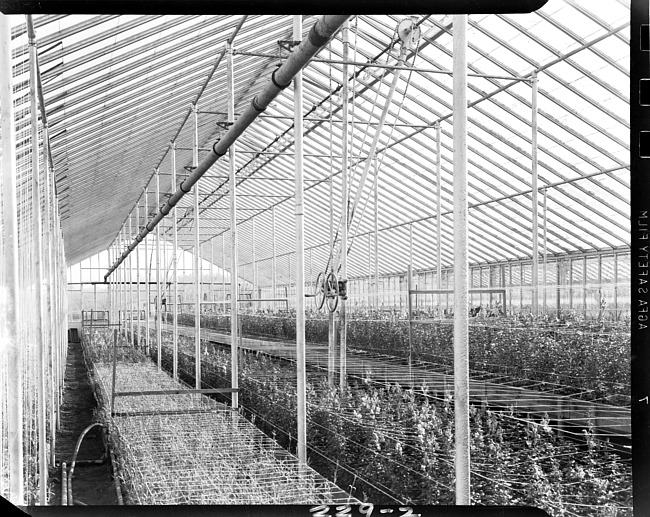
48, 338, 118, 506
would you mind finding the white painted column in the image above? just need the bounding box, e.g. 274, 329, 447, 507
531, 71, 539, 316
144, 189, 150, 355
435, 121, 443, 317
171, 142, 179, 380
193, 104, 202, 388
28, 19, 48, 501
136, 204, 141, 347
227, 41, 239, 409
293, 14, 307, 466
452, 14, 470, 505
156, 170, 162, 368
339, 19, 349, 388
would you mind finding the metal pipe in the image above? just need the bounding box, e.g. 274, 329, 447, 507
156, 170, 162, 368
373, 157, 379, 309
543, 187, 548, 314
144, 189, 150, 354
531, 71, 539, 316
171, 142, 179, 380
343, 44, 408, 248
272, 206, 277, 310
28, 15, 48, 503
339, 20, 349, 389
136, 204, 141, 347
128, 214, 134, 341
293, 14, 308, 467
227, 41, 239, 409
452, 14, 470, 505
435, 121, 442, 318
105, 15, 350, 280
221, 233, 226, 304
193, 104, 201, 389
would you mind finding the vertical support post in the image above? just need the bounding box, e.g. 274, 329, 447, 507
156, 170, 162, 368
227, 41, 239, 409
252, 218, 257, 299
222, 232, 226, 306
28, 17, 48, 502
293, 14, 307, 467
373, 156, 379, 310
543, 187, 547, 315
531, 71, 539, 316
128, 214, 134, 341
407, 264, 413, 383
41, 87, 57, 462
452, 14, 470, 506
171, 142, 179, 380
339, 19, 349, 389
211, 238, 215, 301
272, 206, 277, 311
193, 104, 201, 389
614, 253, 618, 316
435, 121, 443, 318
583, 256, 587, 316
136, 204, 141, 347
111, 329, 118, 416
144, 189, 150, 355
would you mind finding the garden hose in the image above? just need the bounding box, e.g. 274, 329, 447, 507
68, 422, 106, 506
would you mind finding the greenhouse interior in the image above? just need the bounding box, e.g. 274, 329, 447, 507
0, 1, 639, 515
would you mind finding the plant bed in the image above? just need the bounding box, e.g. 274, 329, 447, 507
150, 330, 632, 516
82, 328, 354, 505
169, 311, 630, 405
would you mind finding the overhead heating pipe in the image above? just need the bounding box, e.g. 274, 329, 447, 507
104, 15, 350, 280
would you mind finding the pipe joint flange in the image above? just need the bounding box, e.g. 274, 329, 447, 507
179, 181, 191, 194
251, 96, 267, 113
271, 68, 292, 91
212, 140, 227, 157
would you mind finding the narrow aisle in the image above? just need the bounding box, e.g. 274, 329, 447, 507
48, 336, 117, 505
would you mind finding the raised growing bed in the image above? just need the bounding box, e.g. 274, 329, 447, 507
151, 330, 632, 516
169, 311, 630, 405
82, 328, 355, 505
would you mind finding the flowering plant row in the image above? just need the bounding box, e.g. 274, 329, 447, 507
167, 311, 629, 405
149, 332, 631, 516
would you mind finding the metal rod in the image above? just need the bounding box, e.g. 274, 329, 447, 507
156, 172, 162, 367
435, 121, 443, 318
294, 14, 307, 468
111, 329, 118, 415
128, 214, 134, 341
154, 16, 248, 178
339, 20, 349, 389
531, 71, 539, 316
114, 388, 239, 396
211, 237, 215, 301
193, 104, 201, 389
105, 15, 350, 280
543, 187, 548, 314
171, 142, 179, 381
28, 16, 48, 502
222, 232, 226, 304
272, 206, 277, 311
340, 44, 407, 264
227, 41, 239, 410
232, 50, 528, 81
136, 204, 141, 347
144, 189, 150, 355
452, 14, 470, 506
373, 157, 379, 309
